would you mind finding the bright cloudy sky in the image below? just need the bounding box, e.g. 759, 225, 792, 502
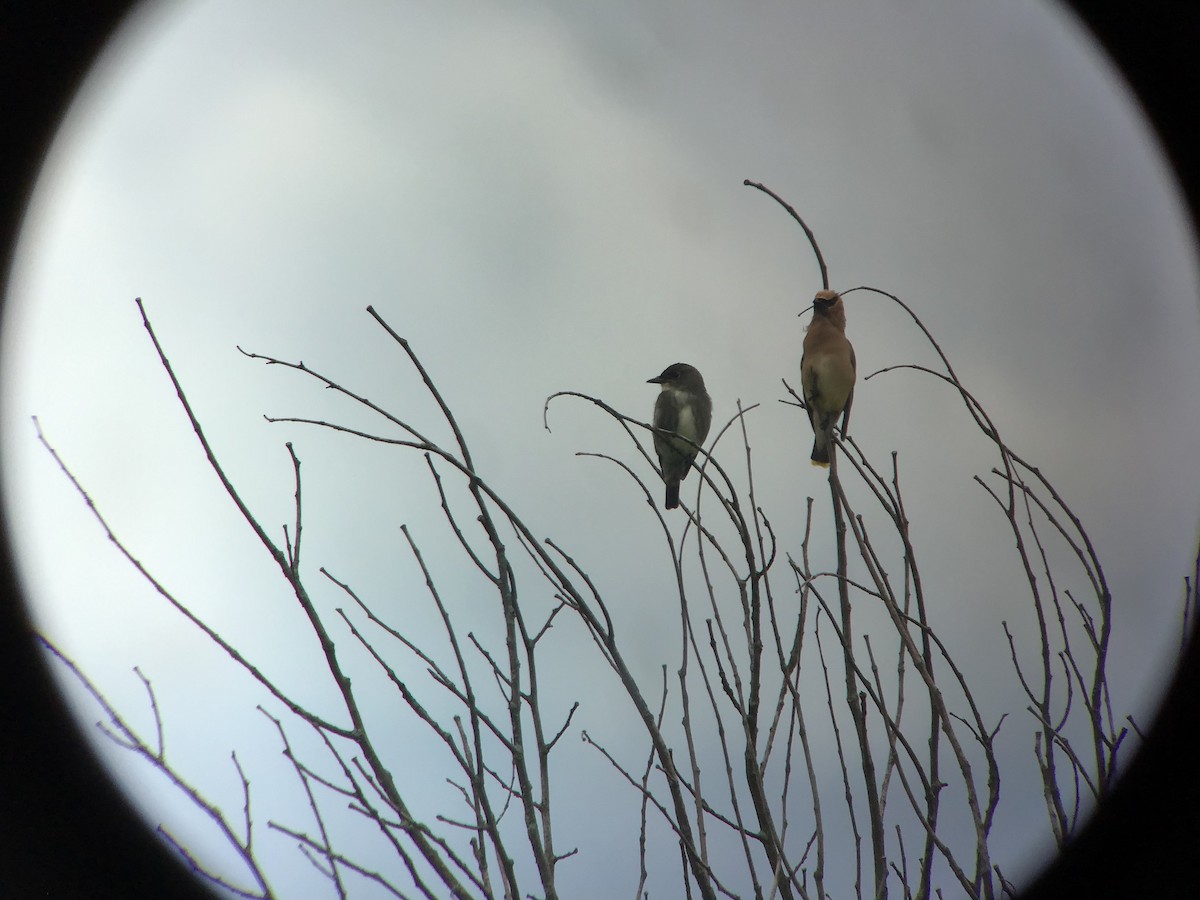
2, 0, 1198, 897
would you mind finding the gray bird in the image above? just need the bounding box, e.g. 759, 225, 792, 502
648, 363, 713, 510
800, 289, 856, 466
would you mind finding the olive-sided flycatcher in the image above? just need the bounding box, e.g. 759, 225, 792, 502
648, 363, 713, 510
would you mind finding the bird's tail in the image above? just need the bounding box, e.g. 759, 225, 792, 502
810, 426, 832, 467
665, 481, 681, 510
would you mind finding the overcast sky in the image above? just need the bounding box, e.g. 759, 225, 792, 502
3, 0, 1199, 897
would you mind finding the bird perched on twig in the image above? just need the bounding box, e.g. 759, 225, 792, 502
648, 363, 712, 510
801, 290, 856, 467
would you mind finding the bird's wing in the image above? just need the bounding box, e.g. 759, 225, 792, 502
841, 342, 856, 434
654, 391, 680, 433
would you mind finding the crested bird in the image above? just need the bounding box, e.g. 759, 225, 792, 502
801, 290, 856, 466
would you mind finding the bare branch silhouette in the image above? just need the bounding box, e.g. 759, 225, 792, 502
32, 187, 1178, 899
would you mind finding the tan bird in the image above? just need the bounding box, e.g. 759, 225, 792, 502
801, 290, 856, 467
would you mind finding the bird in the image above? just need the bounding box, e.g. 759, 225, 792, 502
647, 363, 713, 510
800, 289, 856, 467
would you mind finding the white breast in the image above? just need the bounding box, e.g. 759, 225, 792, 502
674, 391, 698, 441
